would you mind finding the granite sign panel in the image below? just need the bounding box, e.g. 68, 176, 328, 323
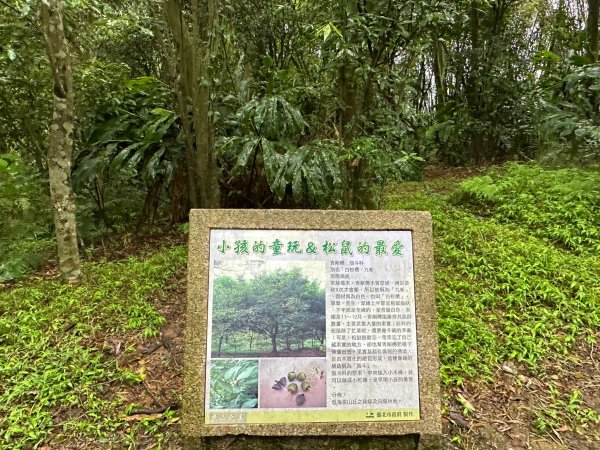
185, 210, 441, 449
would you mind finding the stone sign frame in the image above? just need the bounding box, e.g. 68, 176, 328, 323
185, 209, 441, 446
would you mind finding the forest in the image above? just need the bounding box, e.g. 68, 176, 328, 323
2, 0, 600, 282
211, 269, 326, 358
0, 0, 599, 449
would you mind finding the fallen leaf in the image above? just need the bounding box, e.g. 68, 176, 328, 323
457, 393, 475, 413
448, 411, 470, 429
502, 364, 518, 375
124, 413, 163, 422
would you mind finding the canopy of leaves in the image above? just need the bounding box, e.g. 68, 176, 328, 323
2, 0, 600, 277
212, 269, 325, 354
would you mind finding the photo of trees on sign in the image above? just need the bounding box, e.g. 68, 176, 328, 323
210, 264, 326, 358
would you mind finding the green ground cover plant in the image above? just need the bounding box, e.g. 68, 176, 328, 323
384, 175, 600, 386
0, 246, 186, 449
454, 163, 600, 254
385, 171, 600, 438
533, 385, 600, 435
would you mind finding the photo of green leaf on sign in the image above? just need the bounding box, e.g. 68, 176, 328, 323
209, 359, 258, 409
210, 261, 326, 358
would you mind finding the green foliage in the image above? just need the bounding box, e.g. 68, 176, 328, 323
209, 360, 259, 409
542, 64, 600, 163
212, 268, 326, 355
421, 1, 543, 163
221, 95, 422, 207
384, 172, 600, 386
455, 163, 600, 254
73, 76, 181, 230
0, 246, 186, 449
533, 385, 600, 435
76, 77, 179, 188
239, 95, 304, 141
0, 153, 54, 282
0, 3, 51, 172
281, 140, 342, 206
339, 137, 423, 207
220, 95, 344, 206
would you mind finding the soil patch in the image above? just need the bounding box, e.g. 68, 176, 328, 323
442, 335, 600, 449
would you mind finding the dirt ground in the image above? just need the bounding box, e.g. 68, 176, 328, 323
441, 338, 600, 450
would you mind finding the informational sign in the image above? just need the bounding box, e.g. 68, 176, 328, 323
205, 229, 420, 425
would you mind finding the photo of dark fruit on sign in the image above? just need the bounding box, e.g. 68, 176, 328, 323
272, 377, 286, 390
259, 359, 326, 409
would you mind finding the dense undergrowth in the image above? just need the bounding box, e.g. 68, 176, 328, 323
0, 154, 54, 283
385, 164, 600, 438
0, 247, 186, 449
384, 166, 600, 385
1, 163, 599, 448
455, 163, 600, 254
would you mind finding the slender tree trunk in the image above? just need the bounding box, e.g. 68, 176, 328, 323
41, 0, 82, 282
337, 3, 375, 209
432, 39, 447, 109
194, 0, 220, 208
588, 0, 599, 62
467, 0, 484, 163
340, 59, 363, 208
164, 0, 220, 209
338, 64, 358, 142
164, 0, 200, 207
270, 324, 278, 354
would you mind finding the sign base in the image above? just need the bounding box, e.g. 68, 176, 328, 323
183, 434, 443, 450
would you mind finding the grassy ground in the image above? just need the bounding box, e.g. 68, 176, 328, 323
384, 164, 600, 449
0, 163, 598, 449
0, 236, 187, 449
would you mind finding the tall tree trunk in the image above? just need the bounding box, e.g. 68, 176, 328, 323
588, 0, 599, 62
164, 0, 200, 207
337, 2, 375, 209
467, 0, 484, 163
432, 38, 447, 110
339, 62, 369, 209
41, 0, 82, 282
164, 0, 220, 209
338, 63, 358, 142
193, 0, 220, 208
270, 324, 278, 354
